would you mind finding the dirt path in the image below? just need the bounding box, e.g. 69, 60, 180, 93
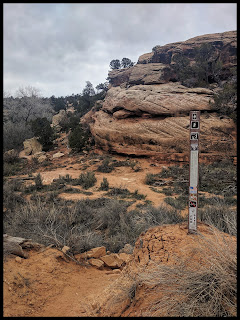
3, 248, 120, 317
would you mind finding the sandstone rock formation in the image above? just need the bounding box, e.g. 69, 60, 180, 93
82, 31, 236, 162
33, 151, 47, 163
23, 137, 43, 155
51, 109, 68, 132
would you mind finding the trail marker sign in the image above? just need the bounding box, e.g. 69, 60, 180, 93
188, 111, 200, 233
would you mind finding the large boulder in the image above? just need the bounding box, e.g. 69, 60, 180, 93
23, 137, 43, 155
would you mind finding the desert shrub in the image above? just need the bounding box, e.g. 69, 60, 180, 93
132, 190, 146, 200
198, 194, 237, 208
210, 77, 237, 122
113, 159, 137, 169
3, 152, 27, 176
4, 162, 22, 176
139, 204, 184, 226
68, 124, 91, 152
106, 187, 146, 200
146, 161, 236, 200
77, 172, 97, 189
34, 173, 43, 190
199, 160, 236, 195
99, 177, 109, 191
30, 117, 54, 151
97, 158, 114, 173
3, 149, 19, 164
161, 187, 174, 196
107, 187, 131, 198
145, 173, 157, 185
3, 193, 185, 254
3, 179, 26, 213
3, 196, 103, 252
164, 195, 187, 210
198, 202, 236, 236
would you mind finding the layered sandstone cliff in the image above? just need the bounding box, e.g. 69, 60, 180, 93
82, 31, 237, 162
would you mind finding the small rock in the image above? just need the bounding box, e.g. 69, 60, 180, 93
100, 253, 123, 268
52, 152, 64, 159
111, 269, 121, 274
15, 256, 22, 263
88, 258, 104, 269
118, 252, 132, 264
86, 246, 106, 259
62, 246, 71, 254
74, 252, 88, 260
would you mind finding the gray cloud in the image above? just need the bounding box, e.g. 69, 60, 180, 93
4, 3, 237, 97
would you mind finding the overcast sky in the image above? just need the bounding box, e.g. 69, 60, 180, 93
3, 3, 237, 98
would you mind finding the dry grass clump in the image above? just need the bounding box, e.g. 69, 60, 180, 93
136, 227, 237, 317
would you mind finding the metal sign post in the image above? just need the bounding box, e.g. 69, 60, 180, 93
188, 111, 200, 233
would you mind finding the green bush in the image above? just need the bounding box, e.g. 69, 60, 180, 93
78, 171, 97, 189
164, 196, 187, 210
210, 78, 237, 122
30, 117, 54, 151
3, 149, 19, 164
145, 173, 157, 185
68, 124, 91, 152
97, 158, 114, 173
34, 173, 43, 190
100, 177, 109, 191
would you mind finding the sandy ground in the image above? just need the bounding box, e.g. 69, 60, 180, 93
3, 247, 120, 317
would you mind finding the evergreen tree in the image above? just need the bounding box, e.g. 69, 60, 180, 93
109, 59, 121, 70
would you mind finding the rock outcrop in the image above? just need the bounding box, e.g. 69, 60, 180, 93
51, 109, 68, 132
23, 137, 43, 155
82, 31, 237, 162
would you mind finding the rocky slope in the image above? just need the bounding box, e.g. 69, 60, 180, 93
82, 31, 236, 162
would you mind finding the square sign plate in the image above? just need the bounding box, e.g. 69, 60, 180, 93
190, 132, 199, 140
191, 121, 199, 129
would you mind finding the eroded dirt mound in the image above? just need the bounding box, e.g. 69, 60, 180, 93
95, 222, 236, 317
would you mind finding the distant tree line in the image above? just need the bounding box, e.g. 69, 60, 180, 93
3, 80, 109, 153
50, 80, 109, 114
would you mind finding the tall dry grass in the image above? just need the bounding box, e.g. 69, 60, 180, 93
136, 226, 237, 317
